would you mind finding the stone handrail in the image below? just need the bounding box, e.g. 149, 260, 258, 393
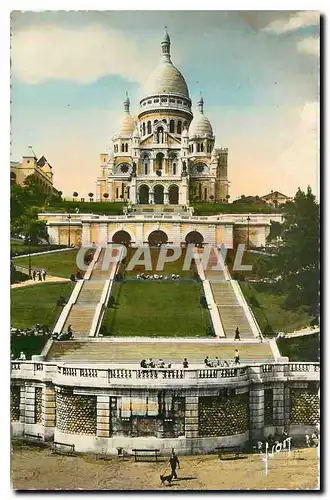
52, 279, 85, 335
231, 280, 261, 337
11, 361, 320, 388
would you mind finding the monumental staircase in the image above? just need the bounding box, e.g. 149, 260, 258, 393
53, 247, 120, 338
201, 248, 261, 340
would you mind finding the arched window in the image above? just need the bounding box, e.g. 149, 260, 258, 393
173, 163, 176, 175
177, 120, 182, 134
116, 187, 119, 198
197, 143, 200, 153
125, 143, 128, 152
142, 123, 146, 136
147, 121, 151, 134
204, 187, 207, 200
143, 154, 149, 175
183, 121, 188, 129
121, 143, 125, 152
169, 120, 175, 133
200, 143, 204, 152
162, 119, 167, 124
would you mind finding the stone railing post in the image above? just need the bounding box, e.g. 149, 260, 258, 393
42, 386, 56, 440
24, 385, 36, 424
185, 393, 199, 439
249, 383, 264, 441
97, 395, 110, 438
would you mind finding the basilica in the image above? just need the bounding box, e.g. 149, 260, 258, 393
96, 30, 229, 205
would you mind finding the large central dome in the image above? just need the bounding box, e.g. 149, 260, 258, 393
142, 31, 189, 98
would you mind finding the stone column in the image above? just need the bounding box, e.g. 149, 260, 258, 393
284, 384, 291, 429
99, 223, 108, 245
24, 385, 36, 424
273, 382, 285, 429
149, 191, 154, 204
97, 395, 110, 438
249, 384, 264, 441
108, 179, 114, 201
164, 191, 169, 205
210, 179, 215, 199
42, 386, 56, 440
47, 225, 59, 245
82, 223, 91, 246
185, 395, 199, 438
135, 223, 144, 246
130, 178, 137, 204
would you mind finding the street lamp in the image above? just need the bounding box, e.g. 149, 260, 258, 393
247, 216, 251, 249
28, 235, 32, 278
67, 213, 72, 247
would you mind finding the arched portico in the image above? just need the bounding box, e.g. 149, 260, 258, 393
168, 185, 179, 204
112, 230, 132, 247
185, 231, 204, 246
154, 184, 164, 204
148, 230, 168, 246
139, 185, 149, 204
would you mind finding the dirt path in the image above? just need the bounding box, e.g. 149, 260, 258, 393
11, 445, 319, 491
11, 276, 70, 289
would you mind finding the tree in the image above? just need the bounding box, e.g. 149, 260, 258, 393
257, 186, 319, 321
103, 193, 109, 200
88, 192, 94, 202
73, 192, 78, 202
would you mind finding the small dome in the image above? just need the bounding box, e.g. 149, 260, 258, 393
119, 94, 135, 136
120, 114, 135, 136
143, 62, 189, 98
189, 97, 213, 137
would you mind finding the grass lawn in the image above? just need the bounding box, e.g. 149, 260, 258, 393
240, 281, 313, 335
11, 335, 50, 360
14, 249, 81, 278
11, 282, 75, 329
122, 247, 194, 278
11, 239, 66, 257
102, 281, 210, 337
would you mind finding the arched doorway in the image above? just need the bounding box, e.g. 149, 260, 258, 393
139, 185, 149, 204
168, 185, 179, 204
154, 184, 164, 204
148, 230, 168, 246
112, 230, 132, 247
185, 231, 204, 246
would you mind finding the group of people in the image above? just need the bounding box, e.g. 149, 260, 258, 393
11, 351, 26, 361
140, 358, 171, 369
140, 358, 190, 369
256, 430, 290, 453
306, 432, 319, 448
11, 324, 50, 337
204, 356, 230, 368
136, 273, 180, 281
31, 269, 47, 281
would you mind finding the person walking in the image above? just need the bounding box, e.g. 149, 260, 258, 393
234, 349, 240, 365
38, 270, 42, 281
32, 270, 36, 281
183, 358, 189, 368
42, 269, 47, 281
234, 327, 241, 341
169, 449, 180, 479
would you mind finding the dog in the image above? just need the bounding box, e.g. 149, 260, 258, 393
160, 473, 173, 486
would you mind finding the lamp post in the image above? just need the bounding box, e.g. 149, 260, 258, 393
247, 216, 251, 249
67, 213, 72, 247
28, 235, 32, 278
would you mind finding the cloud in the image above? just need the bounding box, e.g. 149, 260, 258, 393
297, 36, 320, 56
11, 25, 159, 85
263, 11, 319, 34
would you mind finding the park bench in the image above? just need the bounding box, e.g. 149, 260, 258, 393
22, 432, 43, 446
132, 448, 160, 462
215, 446, 243, 460
51, 441, 75, 456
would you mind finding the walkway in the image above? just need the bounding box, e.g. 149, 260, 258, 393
11, 276, 70, 289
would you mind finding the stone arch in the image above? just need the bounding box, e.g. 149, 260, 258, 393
10, 171, 17, 184
148, 230, 168, 246
185, 231, 204, 246
154, 184, 164, 204
168, 184, 179, 204
139, 184, 150, 204
111, 230, 132, 246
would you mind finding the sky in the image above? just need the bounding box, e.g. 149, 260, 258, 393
10, 10, 320, 200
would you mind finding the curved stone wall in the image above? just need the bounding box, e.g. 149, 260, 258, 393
198, 392, 249, 437
56, 392, 97, 435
